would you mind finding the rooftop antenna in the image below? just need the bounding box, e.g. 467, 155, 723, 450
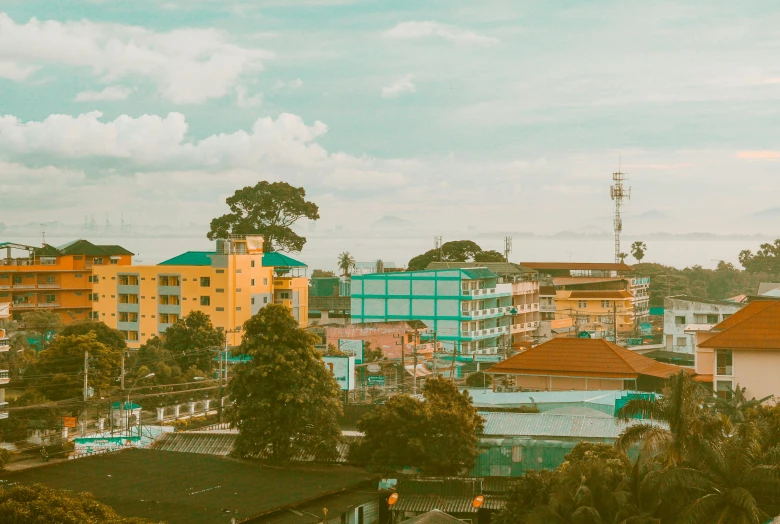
41, 223, 46, 245
610, 155, 630, 264
434, 236, 443, 261
504, 236, 512, 263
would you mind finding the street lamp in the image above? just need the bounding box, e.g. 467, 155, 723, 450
125, 372, 155, 438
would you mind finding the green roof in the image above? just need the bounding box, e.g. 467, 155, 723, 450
461, 268, 499, 280
110, 401, 142, 410
158, 251, 215, 266
33, 244, 63, 257
97, 244, 134, 256
262, 252, 307, 267
57, 239, 133, 257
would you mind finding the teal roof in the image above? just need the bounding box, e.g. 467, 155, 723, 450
158, 251, 215, 266
262, 252, 306, 267
461, 268, 499, 280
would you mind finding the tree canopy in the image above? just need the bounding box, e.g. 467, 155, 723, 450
739, 239, 780, 274
207, 180, 319, 252
631, 241, 647, 263
228, 304, 343, 462
0, 484, 156, 524
353, 377, 484, 474
60, 320, 127, 352
407, 240, 505, 271
159, 310, 224, 373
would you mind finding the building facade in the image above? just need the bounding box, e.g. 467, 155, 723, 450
350, 268, 539, 357
93, 235, 308, 348
663, 295, 743, 354
555, 290, 634, 336
521, 262, 650, 336
0, 240, 133, 324
694, 300, 780, 400
0, 302, 9, 420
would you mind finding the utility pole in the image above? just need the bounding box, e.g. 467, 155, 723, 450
218, 348, 224, 423
400, 330, 406, 393
431, 331, 438, 377
83, 349, 89, 437
613, 301, 618, 344
120, 353, 125, 391
119, 352, 124, 437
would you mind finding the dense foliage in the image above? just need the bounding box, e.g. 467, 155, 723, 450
0, 484, 158, 524
207, 180, 320, 252
228, 304, 343, 462
407, 240, 505, 271
353, 377, 484, 474
494, 372, 780, 524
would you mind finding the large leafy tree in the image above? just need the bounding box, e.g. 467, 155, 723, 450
29, 332, 122, 401
407, 240, 501, 271
207, 181, 320, 252
228, 304, 343, 462
354, 377, 484, 475
0, 484, 155, 524
60, 321, 127, 352
631, 241, 647, 263
21, 309, 62, 350
739, 239, 780, 274
160, 311, 224, 373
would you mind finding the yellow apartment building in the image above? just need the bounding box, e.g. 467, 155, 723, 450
555, 289, 635, 335
92, 235, 308, 348
0, 240, 133, 324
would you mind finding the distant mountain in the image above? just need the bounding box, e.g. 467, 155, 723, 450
633, 210, 671, 220
751, 207, 780, 218
372, 215, 414, 229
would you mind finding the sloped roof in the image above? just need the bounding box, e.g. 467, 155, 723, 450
711, 300, 777, 331
486, 338, 684, 379
521, 262, 633, 271
97, 244, 134, 256
480, 412, 667, 439
665, 294, 742, 307
699, 301, 780, 350
262, 252, 307, 267
564, 290, 632, 299
33, 244, 62, 257
158, 251, 215, 266
553, 277, 625, 286
399, 509, 473, 523
757, 282, 780, 295
58, 239, 107, 256
461, 267, 499, 280
427, 261, 536, 275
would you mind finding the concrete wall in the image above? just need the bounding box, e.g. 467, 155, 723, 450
734, 350, 780, 400
504, 374, 626, 391
663, 298, 742, 353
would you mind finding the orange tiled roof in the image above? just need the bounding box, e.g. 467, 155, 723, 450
711, 300, 776, 331
562, 290, 633, 299
553, 277, 626, 286
692, 374, 713, 383
486, 338, 684, 379
699, 301, 780, 350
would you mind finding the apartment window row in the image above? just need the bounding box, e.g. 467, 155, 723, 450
120, 330, 139, 342
159, 313, 180, 324
119, 312, 139, 323
159, 295, 180, 305
118, 275, 140, 286
577, 300, 587, 309
600, 300, 611, 308
119, 294, 139, 304
158, 276, 181, 286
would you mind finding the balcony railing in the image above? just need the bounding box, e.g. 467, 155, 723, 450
0, 369, 10, 384
461, 306, 515, 319
37, 284, 61, 289
13, 303, 36, 308
0, 338, 9, 352
0, 285, 9, 290
716, 365, 733, 376
12, 284, 36, 289
0, 402, 7, 420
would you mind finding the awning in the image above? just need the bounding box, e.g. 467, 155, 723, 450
404, 364, 432, 378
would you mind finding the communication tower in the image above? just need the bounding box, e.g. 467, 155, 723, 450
504, 236, 512, 262
610, 168, 630, 263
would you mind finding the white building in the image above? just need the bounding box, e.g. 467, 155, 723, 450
0, 302, 10, 420
663, 295, 743, 354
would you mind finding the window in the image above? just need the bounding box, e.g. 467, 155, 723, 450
600, 300, 611, 308
12, 276, 22, 284
512, 445, 523, 462
110, 259, 118, 265
73, 256, 83, 260
93, 257, 104, 265
216, 288, 225, 293
119, 294, 138, 304
169, 314, 179, 323
45, 276, 55, 284
216, 307, 224, 312
263, 297, 268, 304
280, 292, 290, 299
716, 381, 733, 400
169, 276, 180, 286
676, 337, 688, 347
236, 269, 242, 274
675, 316, 686, 325
43, 294, 55, 303
75, 291, 82, 296
40, 257, 57, 265
716, 350, 733, 375
159, 313, 169, 323
251, 298, 255, 305
127, 331, 139, 341
159, 276, 169, 286
159, 295, 169, 305
722, 313, 732, 320
251, 279, 255, 286
263, 278, 268, 285
707, 314, 719, 324
216, 269, 225, 274
119, 312, 129, 322
129, 313, 138, 322
251, 260, 255, 268
200, 277, 211, 287
0, 293, 8, 298
236, 307, 242, 312
200, 296, 211, 306
170, 295, 180, 305
578, 300, 587, 309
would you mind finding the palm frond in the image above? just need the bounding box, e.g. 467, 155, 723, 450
616, 398, 661, 421
615, 424, 671, 456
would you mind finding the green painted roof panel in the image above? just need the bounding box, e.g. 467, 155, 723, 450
461, 268, 499, 280
262, 252, 306, 267
158, 251, 215, 266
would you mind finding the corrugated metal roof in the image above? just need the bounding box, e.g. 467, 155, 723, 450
427, 262, 536, 275
553, 276, 625, 286
151, 432, 235, 456
392, 495, 478, 513
262, 252, 307, 268
464, 389, 628, 406
400, 510, 471, 523
158, 251, 215, 266
479, 412, 666, 439
461, 267, 499, 280
521, 262, 633, 271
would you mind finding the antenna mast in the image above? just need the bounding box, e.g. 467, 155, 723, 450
434, 236, 443, 261
610, 164, 630, 263
504, 236, 512, 263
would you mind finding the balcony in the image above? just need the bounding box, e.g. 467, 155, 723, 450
12, 303, 36, 309
460, 305, 515, 320
37, 284, 61, 289
461, 286, 512, 300
0, 402, 7, 420
0, 337, 9, 352
12, 284, 36, 289
273, 279, 294, 290
716, 365, 733, 376
39, 303, 60, 308
275, 299, 293, 308
540, 304, 556, 313
0, 369, 9, 385
0, 285, 9, 290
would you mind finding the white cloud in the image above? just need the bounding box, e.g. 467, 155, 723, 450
273, 78, 303, 90
74, 85, 134, 101
0, 60, 38, 81
384, 21, 498, 46
381, 74, 415, 98
0, 13, 272, 104
236, 86, 263, 107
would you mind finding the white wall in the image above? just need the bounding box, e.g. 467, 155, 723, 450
663, 298, 742, 353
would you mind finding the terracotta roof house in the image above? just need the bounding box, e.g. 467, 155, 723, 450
695, 300, 780, 400
486, 338, 684, 392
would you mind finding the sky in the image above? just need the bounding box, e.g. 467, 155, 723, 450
2, 0, 780, 238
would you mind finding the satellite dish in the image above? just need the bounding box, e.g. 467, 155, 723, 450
473, 495, 485, 508
388, 493, 399, 506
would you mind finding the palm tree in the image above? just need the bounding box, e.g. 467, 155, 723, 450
615, 371, 721, 467
337, 252, 355, 277
711, 385, 773, 424
631, 241, 647, 263
656, 422, 780, 523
